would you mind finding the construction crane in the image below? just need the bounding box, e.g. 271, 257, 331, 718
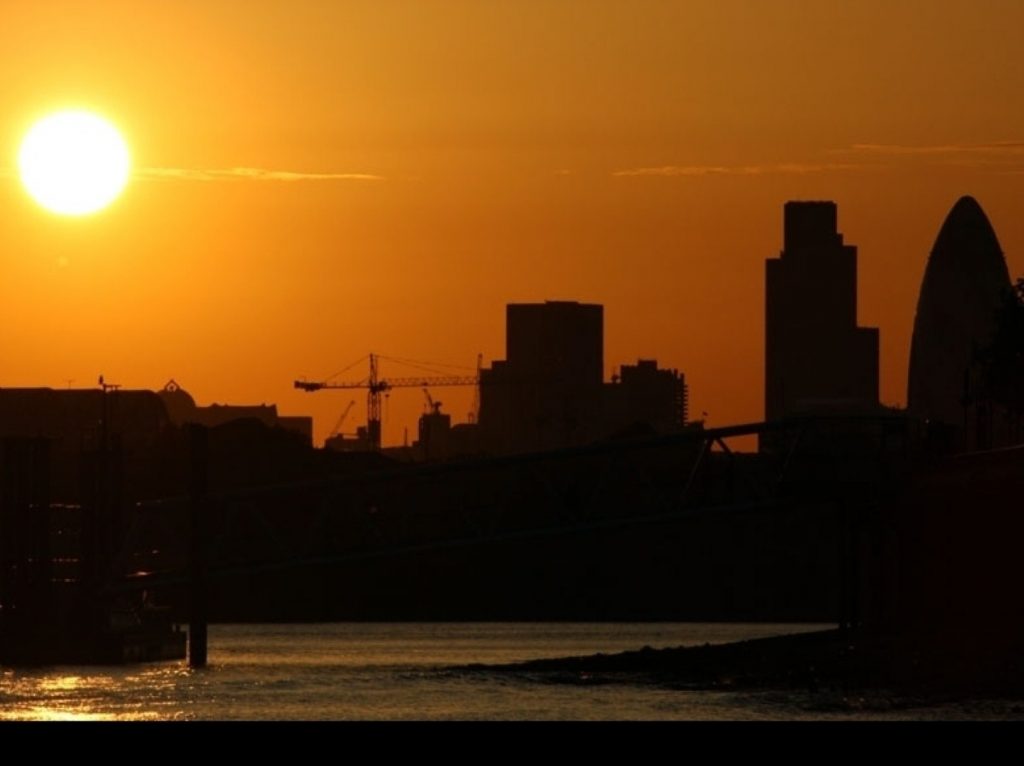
469, 353, 483, 424
422, 387, 443, 415
327, 400, 357, 440
295, 353, 478, 451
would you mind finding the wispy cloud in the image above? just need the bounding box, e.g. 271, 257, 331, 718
613, 162, 857, 178
615, 142, 1024, 179
845, 141, 1024, 156
137, 167, 384, 182
833, 141, 1024, 173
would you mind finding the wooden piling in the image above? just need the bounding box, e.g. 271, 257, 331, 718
188, 424, 209, 668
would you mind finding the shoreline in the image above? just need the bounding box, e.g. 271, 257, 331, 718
464, 629, 1024, 703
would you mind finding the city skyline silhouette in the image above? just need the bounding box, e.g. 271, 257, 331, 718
2, 3, 1023, 448
3, 1, 1024, 720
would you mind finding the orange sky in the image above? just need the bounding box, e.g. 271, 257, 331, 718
2, 1, 1023, 446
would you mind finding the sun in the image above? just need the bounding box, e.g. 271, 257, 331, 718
18, 110, 130, 216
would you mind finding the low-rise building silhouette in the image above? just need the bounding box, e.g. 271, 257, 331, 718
604, 359, 688, 437
159, 380, 312, 444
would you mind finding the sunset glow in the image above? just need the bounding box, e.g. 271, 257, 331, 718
1, 1, 1022, 443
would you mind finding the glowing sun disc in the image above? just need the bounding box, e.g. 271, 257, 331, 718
18, 111, 130, 216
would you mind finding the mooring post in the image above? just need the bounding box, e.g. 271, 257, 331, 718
188, 424, 209, 668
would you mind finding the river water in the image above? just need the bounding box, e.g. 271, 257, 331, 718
1, 623, 1021, 720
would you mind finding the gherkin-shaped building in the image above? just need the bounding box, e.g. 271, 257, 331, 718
907, 196, 1012, 426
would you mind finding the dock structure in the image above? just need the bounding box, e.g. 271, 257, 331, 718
188, 424, 209, 669
0, 433, 185, 665
113, 414, 909, 628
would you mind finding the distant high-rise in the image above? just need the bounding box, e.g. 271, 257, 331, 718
765, 201, 879, 425
478, 301, 691, 455
604, 360, 688, 435
479, 301, 604, 453
907, 196, 1012, 428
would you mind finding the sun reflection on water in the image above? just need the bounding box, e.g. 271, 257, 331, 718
19, 707, 116, 722
39, 675, 86, 692
0, 662, 193, 721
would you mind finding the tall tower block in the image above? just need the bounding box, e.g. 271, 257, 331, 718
765, 201, 880, 425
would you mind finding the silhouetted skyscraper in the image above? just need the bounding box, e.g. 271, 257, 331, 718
907, 196, 1012, 429
506, 301, 604, 388
765, 202, 879, 426
480, 301, 604, 453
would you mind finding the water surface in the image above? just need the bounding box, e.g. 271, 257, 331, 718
1, 623, 1020, 720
